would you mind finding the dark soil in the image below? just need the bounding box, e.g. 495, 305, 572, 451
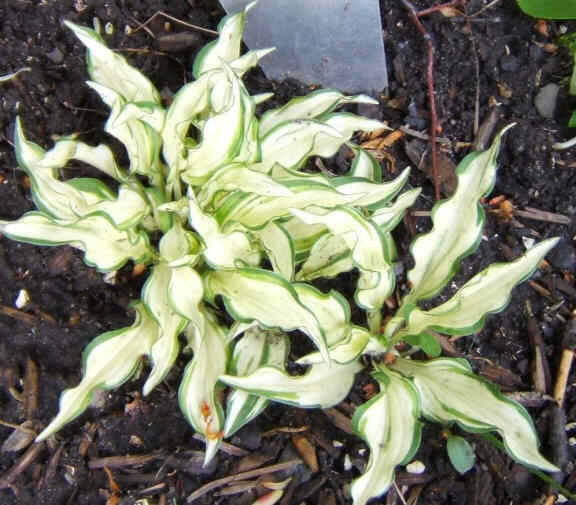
1, 1, 576, 504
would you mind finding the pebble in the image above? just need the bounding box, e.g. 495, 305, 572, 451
500, 54, 519, 72
14, 289, 29, 309
157, 32, 203, 52
534, 83, 559, 119
343, 453, 352, 471
46, 47, 64, 64
406, 460, 426, 474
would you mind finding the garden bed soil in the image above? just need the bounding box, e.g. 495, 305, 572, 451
1, 1, 576, 504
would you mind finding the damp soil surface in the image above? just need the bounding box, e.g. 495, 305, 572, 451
1, 1, 576, 504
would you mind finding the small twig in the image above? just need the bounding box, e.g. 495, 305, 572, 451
393, 481, 409, 505
133, 482, 168, 497
514, 207, 572, 225
468, 0, 504, 18
186, 459, 302, 503
400, 0, 441, 200
0, 305, 38, 325
41, 443, 65, 486
89, 451, 165, 469
131, 11, 218, 38
263, 426, 309, 437
399, 125, 451, 144
416, 0, 462, 18
0, 442, 45, 489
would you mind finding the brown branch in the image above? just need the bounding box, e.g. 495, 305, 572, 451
186, 459, 302, 503
400, 0, 440, 200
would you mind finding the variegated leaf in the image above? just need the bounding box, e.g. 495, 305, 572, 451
260, 90, 378, 137
293, 283, 350, 346
142, 264, 186, 395
332, 167, 411, 209
0, 212, 153, 272
182, 66, 257, 185
114, 101, 165, 137
204, 268, 330, 361
220, 359, 362, 408
192, 2, 256, 77
217, 168, 411, 231
296, 232, 353, 281
162, 72, 212, 172
230, 48, 276, 77
224, 327, 289, 436
168, 265, 206, 343
392, 358, 558, 472
394, 238, 559, 344
291, 206, 394, 310
401, 127, 512, 310
351, 366, 422, 505
15, 117, 126, 181
158, 218, 201, 265
13, 123, 148, 228
349, 147, 382, 182
256, 221, 295, 280
179, 312, 228, 463
65, 21, 160, 103
371, 188, 421, 231
189, 195, 259, 268
254, 118, 381, 174
324, 112, 385, 139
87, 81, 163, 183
36, 303, 158, 441
282, 217, 327, 262
198, 164, 293, 209
298, 326, 370, 365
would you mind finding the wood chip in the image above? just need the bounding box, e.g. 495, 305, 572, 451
291, 433, 318, 473
23, 357, 39, 420
526, 300, 550, 394
1, 420, 41, 452
322, 408, 354, 435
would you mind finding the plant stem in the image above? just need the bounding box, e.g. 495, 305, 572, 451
367, 309, 382, 336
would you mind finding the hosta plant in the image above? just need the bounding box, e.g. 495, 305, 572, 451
0, 4, 559, 504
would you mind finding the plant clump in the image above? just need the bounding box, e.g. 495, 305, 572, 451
0, 4, 559, 504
